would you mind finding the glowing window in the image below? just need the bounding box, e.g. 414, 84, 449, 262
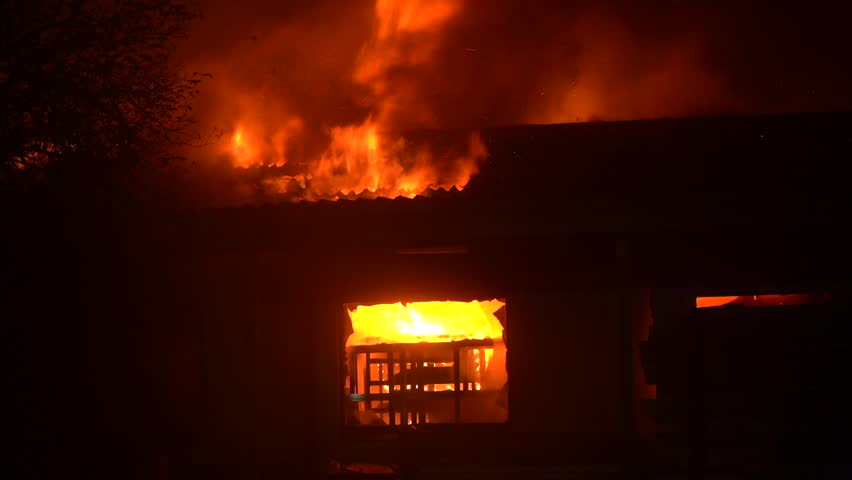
343, 299, 508, 425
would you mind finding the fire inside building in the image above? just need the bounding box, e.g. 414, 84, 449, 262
7, 0, 852, 477
13, 112, 851, 478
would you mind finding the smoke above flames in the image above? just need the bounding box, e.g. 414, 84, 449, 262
170, 0, 745, 206
172, 0, 490, 205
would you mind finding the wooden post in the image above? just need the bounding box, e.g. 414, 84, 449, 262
453, 346, 461, 422
388, 350, 395, 425
400, 349, 407, 425
364, 352, 371, 411
478, 348, 487, 386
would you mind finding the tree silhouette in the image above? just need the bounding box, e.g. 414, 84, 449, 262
1, 0, 208, 194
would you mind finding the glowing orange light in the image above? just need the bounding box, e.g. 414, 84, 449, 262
696, 293, 829, 308
302, 120, 484, 200
219, 0, 485, 201
695, 296, 739, 308
230, 125, 259, 168
347, 299, 505, 346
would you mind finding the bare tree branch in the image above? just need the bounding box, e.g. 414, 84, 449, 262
1, 0, 210, 193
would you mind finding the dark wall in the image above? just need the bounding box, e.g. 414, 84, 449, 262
12, 203, 848, 477
645, 288, 852, 478
123, 239, 637, 472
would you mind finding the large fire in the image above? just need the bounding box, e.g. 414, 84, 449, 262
184, 0, 736, 205
346, 299, 507, 410
346, 299, 505, 346
221, 0, 485, 201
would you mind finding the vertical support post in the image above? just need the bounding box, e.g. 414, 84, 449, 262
400, 349, 407, 425
413, 351, 421, 424
388, 349, 395, 426
689, 297, 705, 480
348, 351, 358, 396
478, 348, 487, 386
364, 352, 371, 411
453, 346, 461, 422
621, 289, 637, 479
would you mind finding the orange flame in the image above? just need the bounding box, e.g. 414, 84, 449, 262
346, 299, 505, 346
356, 0, 461, 117
222, 0, 482, 201
229, 107, 304, 169
296, 120, 485, 199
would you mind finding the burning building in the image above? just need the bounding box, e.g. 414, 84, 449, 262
62, 112, 842, 478
10, 1, 852, 479
13, 111, 852, 478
